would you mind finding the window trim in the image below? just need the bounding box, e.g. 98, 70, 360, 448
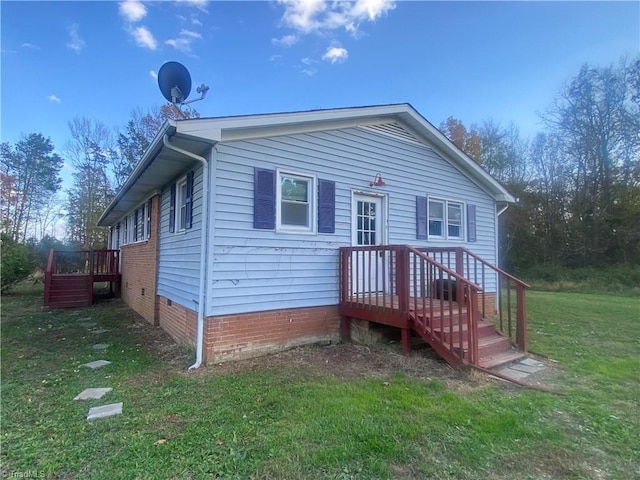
428, 196, 465, 241
276, 169, 317, 234
175, 175, 188, 233
117, 198, 153, 247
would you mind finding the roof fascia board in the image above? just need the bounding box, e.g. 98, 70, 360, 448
397, 109, 516, 203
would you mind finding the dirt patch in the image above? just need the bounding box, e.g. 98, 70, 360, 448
117, 299, 562, 394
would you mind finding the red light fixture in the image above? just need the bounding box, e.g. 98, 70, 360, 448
369, 173, 387, 187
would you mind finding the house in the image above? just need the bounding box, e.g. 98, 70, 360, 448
96, 103, 526, 369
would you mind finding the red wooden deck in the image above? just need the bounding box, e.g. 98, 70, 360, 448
339, 246, 529, 369
44, 249, 121, 308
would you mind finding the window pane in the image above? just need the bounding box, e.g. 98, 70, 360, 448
429, 200, 444, 220
448, 203, 462, 224
281, 177, 308, 202
281, 202, 309, 226
429, 220, 443, 236
448, 225, 461, 238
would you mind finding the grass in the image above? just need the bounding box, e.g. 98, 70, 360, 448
1, 283, 639, 479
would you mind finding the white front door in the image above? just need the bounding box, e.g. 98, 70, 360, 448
352, 194, 385, 294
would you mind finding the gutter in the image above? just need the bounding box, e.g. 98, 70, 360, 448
162, 134, 209, 370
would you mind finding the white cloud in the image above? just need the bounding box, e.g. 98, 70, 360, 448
322, 45, 348, 64
119, 0, 147, 22
67, 24, 85, 53
180, 29, 202, 39
277, 0, 395, 35
300, 56, 318, 76
48, 95, 61, 103
132, 26, 157, 50
21, 43, 40, 50
176, 0, 209, 13
150, 70, 158, 79
272, 34, 298, 47
166, 38, 192, 53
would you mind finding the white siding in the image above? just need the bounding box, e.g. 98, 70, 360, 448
207, 125, 497, 316
157, 165, 204, 308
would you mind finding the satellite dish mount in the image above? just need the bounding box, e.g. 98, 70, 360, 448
157, 61, 209, 117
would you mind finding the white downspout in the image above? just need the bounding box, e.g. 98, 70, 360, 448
163, 134, 209, 370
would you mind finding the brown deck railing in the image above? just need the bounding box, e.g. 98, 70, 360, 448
45, 249, 120, 276
44, 249, 121, 307
418, 247, 529, 352
339, 245, 483, 366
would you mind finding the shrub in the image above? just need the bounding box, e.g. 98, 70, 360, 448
1, 236, 34, 293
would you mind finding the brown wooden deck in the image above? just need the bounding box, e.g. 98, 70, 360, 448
44, 249, 121, 308
339, 245, 529, 369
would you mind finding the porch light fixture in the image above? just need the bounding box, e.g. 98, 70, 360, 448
369, 173, 387, 187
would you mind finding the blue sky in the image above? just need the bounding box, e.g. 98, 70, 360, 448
1, 0, 638, 170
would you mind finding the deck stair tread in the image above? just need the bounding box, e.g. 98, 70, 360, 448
479, 351, 527, 369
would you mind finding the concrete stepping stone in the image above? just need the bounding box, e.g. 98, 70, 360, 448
80, 322, 97, 328
497, 366, 530, 381
91, 329, 108, 334
87, 402, 123, 421
92, 343, 110, 350
77, 316, 92, 321
82, 360, 111, 369
520, 357, 545, 368
74, 388, 112, 401
510, 363, 545, 374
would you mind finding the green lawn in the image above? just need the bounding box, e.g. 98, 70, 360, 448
1, 284, 638, 479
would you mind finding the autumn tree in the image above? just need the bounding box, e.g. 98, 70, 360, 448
439, 116, 482, 161
0, 133, 63, 242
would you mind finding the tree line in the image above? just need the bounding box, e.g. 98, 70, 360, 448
1, 56, 638, 291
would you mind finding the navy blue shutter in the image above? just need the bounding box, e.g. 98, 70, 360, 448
169, 183, 176, 233
467, 204, 477, 242
134, 209, 139, 241
185, 171, 194, 229
317, 179, 335, 234
416, 196, 427, 240
254, 168, 275, 229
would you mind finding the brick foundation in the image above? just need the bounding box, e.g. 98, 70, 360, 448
203, 305, 342, 363
154, 300, 342, 364
120, 196, 160, 325
157, 295, 198, 347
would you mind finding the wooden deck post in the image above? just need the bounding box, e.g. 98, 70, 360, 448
397, 247, 411, 354
516, 284, 528, 352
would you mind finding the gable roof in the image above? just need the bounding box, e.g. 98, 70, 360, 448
98, 103, 515, 226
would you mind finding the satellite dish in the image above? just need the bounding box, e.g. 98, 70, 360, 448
158, 61, 192, 104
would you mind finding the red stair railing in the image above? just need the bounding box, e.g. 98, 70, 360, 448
418, 247, 530, 352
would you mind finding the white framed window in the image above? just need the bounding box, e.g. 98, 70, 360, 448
176, 177, 188, 232
428, 198, 464, 240
276, 170, 316, 233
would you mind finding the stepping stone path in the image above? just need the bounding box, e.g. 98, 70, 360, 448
74, 388, 112, 401
73, 322, 124, 422
87, 403, 123, 421
83, 360, 111, 369
497, 357, 546, 382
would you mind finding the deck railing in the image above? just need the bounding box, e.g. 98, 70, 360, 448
339, 245, 484, 365
418, 247, 529, 352
45, 249, 120, 276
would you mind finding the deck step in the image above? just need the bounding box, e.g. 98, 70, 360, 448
479, 351, 527, 369
432, 320, 495, 342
